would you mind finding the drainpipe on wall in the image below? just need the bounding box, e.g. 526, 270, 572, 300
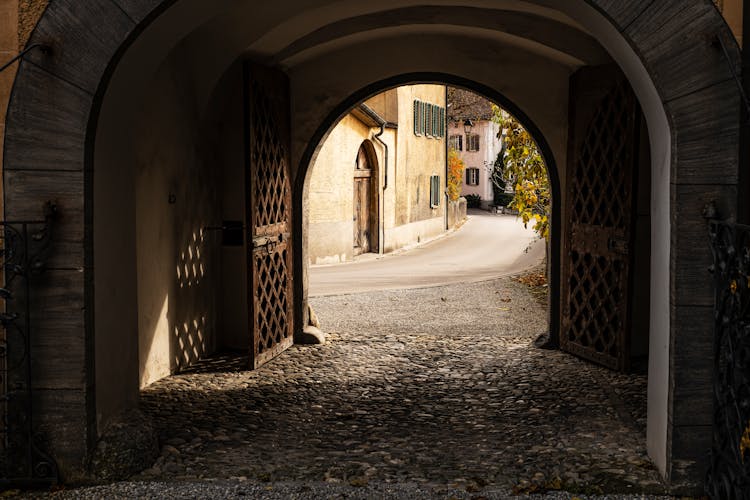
373, 123, 388, 190
444, 85, 449, 231
372, 124, 388, 255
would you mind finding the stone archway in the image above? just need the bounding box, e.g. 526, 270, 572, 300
2, 1, 740, 491
297, 72, 564, 353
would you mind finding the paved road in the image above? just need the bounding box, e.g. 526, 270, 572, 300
309, 210, 545, 296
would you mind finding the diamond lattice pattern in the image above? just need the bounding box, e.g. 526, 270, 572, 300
566, 251, 624, 360
252, 81, 289, 230
571, 81, 633, 230
254, 247, 290, 353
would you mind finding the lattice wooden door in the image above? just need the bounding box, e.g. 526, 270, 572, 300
246, 63, 294, 369
561, 65, 641, 372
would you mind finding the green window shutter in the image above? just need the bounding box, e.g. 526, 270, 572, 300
440, 108, 445, 137
430, 175, 440, 207
432, 105, 437, 137
426, 104, 431, 137
413, 100, 420, 136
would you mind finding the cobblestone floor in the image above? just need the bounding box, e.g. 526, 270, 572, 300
136, 276, 666, 496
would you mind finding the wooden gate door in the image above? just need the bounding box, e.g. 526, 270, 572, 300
353, 145, 372, 255
561, 65, 641, 372
246, 62, 294, 369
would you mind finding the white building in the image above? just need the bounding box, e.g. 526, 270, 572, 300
447, 88, 504, 209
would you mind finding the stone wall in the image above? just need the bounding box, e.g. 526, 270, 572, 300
18, 0, 47, 49
447, 197, 467, 230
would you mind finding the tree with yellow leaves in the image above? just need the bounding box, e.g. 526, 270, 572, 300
447, 148, 465, 202
491, 105, 551, 240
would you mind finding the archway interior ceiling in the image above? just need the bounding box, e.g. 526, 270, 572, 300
37, 1, 616, 193
16, 0, 739, 184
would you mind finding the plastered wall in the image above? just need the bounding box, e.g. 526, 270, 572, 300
307, 114, 372, 265
390, 84, 446, 248
133, 51, 222, 387
307, 84, 446, 263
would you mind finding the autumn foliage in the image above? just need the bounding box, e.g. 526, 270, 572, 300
447, 148, 465, 202
491, 105, 551, 240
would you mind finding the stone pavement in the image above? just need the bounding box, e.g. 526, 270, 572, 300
135, 275, 666, 496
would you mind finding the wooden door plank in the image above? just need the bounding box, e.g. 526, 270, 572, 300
245, 61, 294, 370
561, 64, 640, 372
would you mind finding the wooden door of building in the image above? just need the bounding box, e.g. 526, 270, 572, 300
353, 144, 374, 255
561, 65, 641, 372
246, 62, 294, 369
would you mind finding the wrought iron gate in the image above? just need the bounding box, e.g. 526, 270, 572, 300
1, 205, 58, 485
561, 65, 641, 372
707, 220, 750, 498
246, 63, 294, 369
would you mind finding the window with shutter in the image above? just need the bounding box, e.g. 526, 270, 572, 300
430, 175, 440, 208
466, 134, 480, 152
413, 100, 420, 136
449, 134, 462, 151
466, 168, 479, 185
425, 104, 432, 137
413, 102, 446, 139
433, 105, 438, 137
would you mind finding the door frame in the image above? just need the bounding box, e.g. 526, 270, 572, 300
353, 140, 380, 255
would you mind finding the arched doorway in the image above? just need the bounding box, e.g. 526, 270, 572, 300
2, 1, 740, 492
353, 141, 379, 256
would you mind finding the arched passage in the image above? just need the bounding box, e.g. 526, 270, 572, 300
297, 73, 563, 351
2, 1, 740, 491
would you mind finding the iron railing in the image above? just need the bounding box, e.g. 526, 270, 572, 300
707, 220, 750, 498
0, 203, 58, 486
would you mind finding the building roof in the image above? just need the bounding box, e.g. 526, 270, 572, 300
447, 87, 495, 122
351, 103, 398, 129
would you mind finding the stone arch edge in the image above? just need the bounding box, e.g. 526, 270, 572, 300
292, 72, 563, 358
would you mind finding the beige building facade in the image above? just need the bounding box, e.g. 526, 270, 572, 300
307, 84, 447, 265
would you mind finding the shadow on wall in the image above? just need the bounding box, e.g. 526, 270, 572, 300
172, 228, 212, 371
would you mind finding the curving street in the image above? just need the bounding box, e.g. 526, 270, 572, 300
310, 210, 545, 296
